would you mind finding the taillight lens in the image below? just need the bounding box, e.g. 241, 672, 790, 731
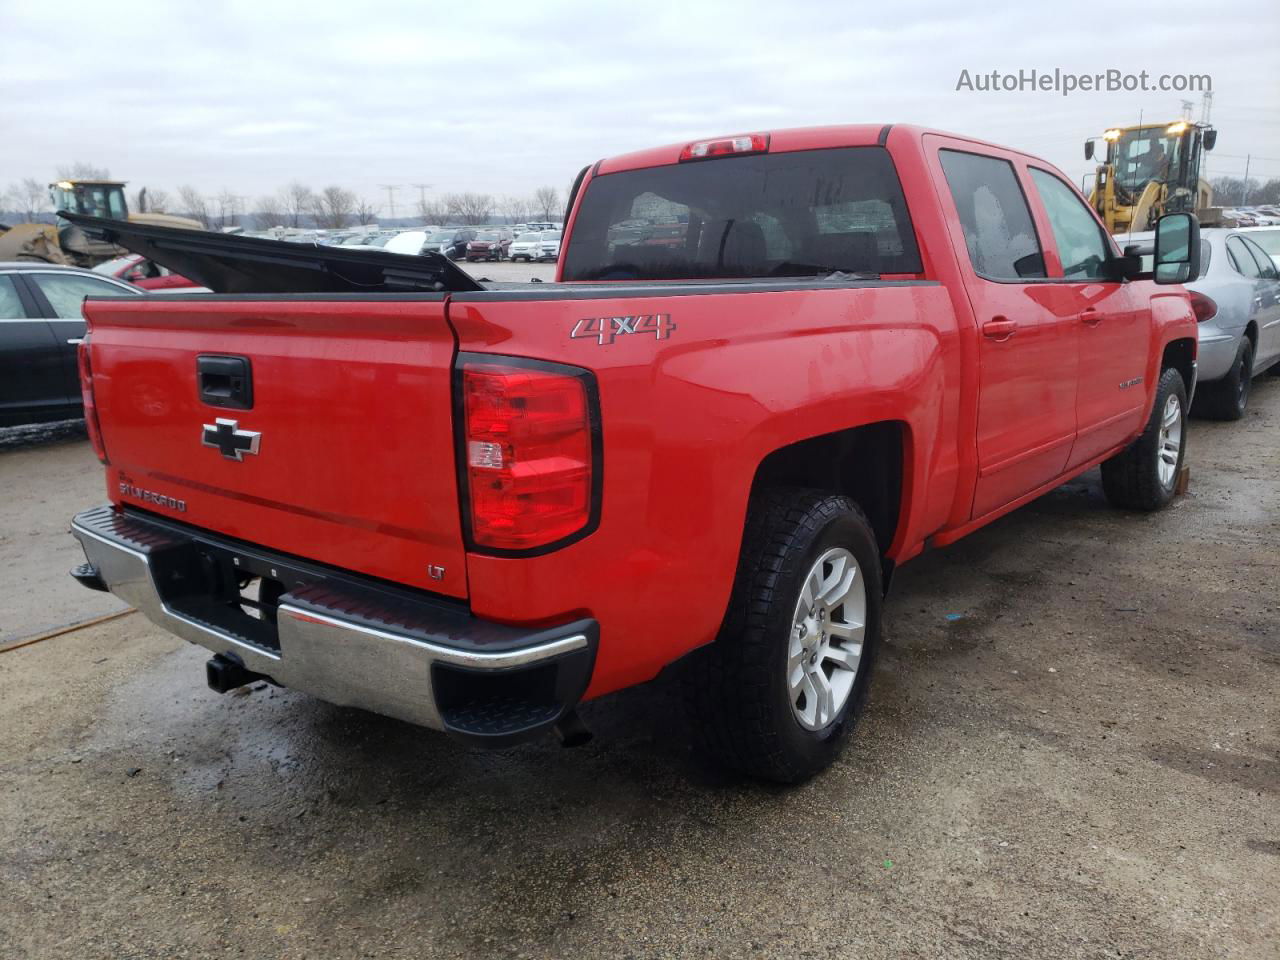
1188, 290, 1217, 323
678, 133, 770, 162
461, 357, 597, 551
77, 338, 109, 464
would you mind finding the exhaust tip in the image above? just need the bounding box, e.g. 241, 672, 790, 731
553, 709, 593, 748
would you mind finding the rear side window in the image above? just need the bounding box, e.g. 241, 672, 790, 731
1226, 236, 1261, 279
939, 150, 1046, 280
561, 147, 922, 281
1241, 236, 1278, 280
0, 276, 26, 319
28, 272, 137, 319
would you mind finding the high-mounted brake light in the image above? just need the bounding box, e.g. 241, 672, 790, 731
678, 133, 770, 162
460, 357, 598, 552
1188, 290, 1217, 323
77, 338, 109, 465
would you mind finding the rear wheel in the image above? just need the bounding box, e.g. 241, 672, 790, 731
1101, 367, 1187, 511
684, 489, 882, 783
1194, 339, 1253, 420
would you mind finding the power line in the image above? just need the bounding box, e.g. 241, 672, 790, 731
378, 184, 400, 219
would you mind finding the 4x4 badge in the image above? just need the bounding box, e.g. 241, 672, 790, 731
570, 314, 676, 346
202, 418, 262, 461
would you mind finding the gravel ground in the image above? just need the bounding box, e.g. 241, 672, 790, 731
0, 381, 1277, 959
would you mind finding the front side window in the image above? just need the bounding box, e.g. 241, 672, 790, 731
939, 150, 1045, 280
29, 272, 137, 319
1029, 169, 1111, 279
562, 146, 921, 281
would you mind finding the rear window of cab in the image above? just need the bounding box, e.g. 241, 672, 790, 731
562, 146, 922, 282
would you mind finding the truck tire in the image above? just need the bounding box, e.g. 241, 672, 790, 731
1101, 367, 1187, 511
1193, 339, 1253, 421
684, 489, 882, 783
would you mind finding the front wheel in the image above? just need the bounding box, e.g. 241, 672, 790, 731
683, 489, 882, 783
1101, 366, 1187, 511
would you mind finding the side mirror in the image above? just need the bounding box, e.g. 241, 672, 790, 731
1106, 253, 1143, 281
1202, 128, 1217, 152
1084, 140, 1095, 161
1153, 212, 1201, 284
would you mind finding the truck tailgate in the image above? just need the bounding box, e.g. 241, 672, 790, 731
82, 296, 468, 599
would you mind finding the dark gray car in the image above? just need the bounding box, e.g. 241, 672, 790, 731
0, 262, 142, 426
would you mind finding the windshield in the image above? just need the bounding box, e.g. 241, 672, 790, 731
515, 233, 541, 241
51, 183, 128, 219
475, 232, 499, 241
427, 232, 454, 242
561, 146, 921, 281
1112, 127, 1186, 190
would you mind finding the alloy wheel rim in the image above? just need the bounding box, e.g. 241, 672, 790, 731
788, 547, 867, 731
1157, 393, 1182, 489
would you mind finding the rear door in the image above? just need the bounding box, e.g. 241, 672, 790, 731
1023, 167, 1149, 467
82, 295, 470, 599
1234, 235, 1280, 366
25, 269, 142, 403
930, 142, 1078, 518
0, 273, 69, 422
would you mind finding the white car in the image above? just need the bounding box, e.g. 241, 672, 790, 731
537, 231, 562, 262
508, 232, 544, 262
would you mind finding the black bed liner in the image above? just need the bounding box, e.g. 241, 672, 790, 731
59, 212, 483, 294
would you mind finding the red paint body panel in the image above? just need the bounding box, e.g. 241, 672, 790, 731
79, 124, 1199, 706
83, 297, 469, 599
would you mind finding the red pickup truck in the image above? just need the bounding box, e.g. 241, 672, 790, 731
67, 125, 1201, 782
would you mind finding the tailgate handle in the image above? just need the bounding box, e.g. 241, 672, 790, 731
197, 355, 254, 410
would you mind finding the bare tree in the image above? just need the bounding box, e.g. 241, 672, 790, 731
56, 161, 111, 180
532, 186, 560, 221
446, 192, 493, 226
354, 197, 379, 226
313, 185, 357, 229
7, 177, 48, 221
416, 196, 449, 225
255, 194, 286, 229
282, 181, 314, 228
498, 194, 528, 225
176, 185, 211, 229
130, 187, 171, 214
215, 191, 244, 229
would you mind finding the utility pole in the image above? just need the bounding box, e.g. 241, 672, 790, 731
1242, 155, 1252, 205
379, 184, 400, 220
1200, 90, 1213, 125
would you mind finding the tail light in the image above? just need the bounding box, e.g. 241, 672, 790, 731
1188, 290, 1217, 323
679, 133, 769, 162
459, 356, 599, 552
77, 338, 109, 464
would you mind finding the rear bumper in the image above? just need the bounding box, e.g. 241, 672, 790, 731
70, 505, 597, 745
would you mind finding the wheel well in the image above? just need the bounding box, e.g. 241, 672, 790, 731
751, 422, 905, 555
1162, 338, 1197, 395
1244, 322, 1259, 351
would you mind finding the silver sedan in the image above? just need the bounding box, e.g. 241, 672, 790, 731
1130, 227, 1280, 419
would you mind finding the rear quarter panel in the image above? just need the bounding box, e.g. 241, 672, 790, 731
450, 282, 962, 696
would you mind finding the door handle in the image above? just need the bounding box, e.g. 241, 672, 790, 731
982, 317, 1018, 341
67, 338, 84, 345
1079, 307, 1102, 325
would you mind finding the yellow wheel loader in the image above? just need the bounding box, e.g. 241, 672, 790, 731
0, 179, 201, 266
1085, 121, 1217, 235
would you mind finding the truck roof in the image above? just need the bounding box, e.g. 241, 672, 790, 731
595, 123, 1057, 176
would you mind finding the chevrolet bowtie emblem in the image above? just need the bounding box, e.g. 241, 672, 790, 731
202, 418, 262, 461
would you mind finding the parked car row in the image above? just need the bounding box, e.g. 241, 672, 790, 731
1222, 206, 1280, 227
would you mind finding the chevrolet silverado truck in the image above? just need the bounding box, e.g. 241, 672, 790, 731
65, 125, 1202, 782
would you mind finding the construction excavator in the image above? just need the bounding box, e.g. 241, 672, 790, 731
1085, 119, 1217, 235
0, 179, 201, 266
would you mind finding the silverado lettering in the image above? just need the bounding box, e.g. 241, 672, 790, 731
69, 124, 1200, 783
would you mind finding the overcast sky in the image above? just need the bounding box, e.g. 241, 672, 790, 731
3, 0, 1277, 214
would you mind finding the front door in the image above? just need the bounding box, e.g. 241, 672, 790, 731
0, 273, 70, 423
1024, 167, 1149, 467
931, 142, 1079, 519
